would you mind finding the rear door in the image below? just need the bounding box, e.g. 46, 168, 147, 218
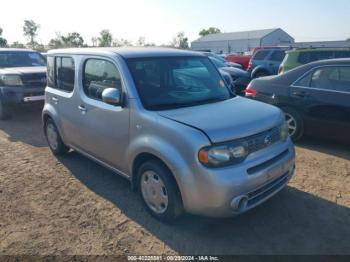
62, 56, 130, 173
291, 65, 350, 139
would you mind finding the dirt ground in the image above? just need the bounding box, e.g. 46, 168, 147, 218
0, 104, 349, 256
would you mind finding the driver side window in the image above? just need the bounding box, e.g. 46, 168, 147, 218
83, 59, 122, 101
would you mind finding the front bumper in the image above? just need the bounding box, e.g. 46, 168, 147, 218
174, 138, 295, 217
0, 86, 45, 105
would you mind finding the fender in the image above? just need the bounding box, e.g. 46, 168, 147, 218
42, 103, 66, 142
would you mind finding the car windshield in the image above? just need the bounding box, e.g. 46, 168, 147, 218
0, 51, 46, 68
127, 56, 231, 110
209, 57, 226, 68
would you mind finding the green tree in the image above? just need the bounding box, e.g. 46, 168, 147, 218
170, 32, 189, 49
199, 27, 221, 37
61, 32, 84, 47
112, 38, 133, 47
98, 30, 113, 47
10, 41, 25, 48
48, 32, 85, 49
23, 20, 40, 48
0, 27, 8, 47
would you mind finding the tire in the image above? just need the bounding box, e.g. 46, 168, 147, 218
0, 100, 11, 120
44, 118, 70, 155
137, 160, 183, 223
253, 71, 269, 79
281, 107, 304, 142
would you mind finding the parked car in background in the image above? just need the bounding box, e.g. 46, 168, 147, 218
225, 54, 251, 70
251, 46, 290, 56
209, 56, 251, 95
0, 48, 47, 119
245, 58, 350, 142
279, 47, 350, 74
202, 52, 242, 69
248, 48, 289, 78
43, 48, 295, 222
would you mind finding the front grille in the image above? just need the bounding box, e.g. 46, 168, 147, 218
245, 126, 281, 154
21, 73, 47, 87
247, 172, 289, 207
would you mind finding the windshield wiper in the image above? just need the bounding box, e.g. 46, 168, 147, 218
149, 97, 228, 110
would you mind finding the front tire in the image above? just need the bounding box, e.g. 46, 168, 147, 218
282, 107, 304, 141
45, 119, 70, 155
138, 160, 183, 223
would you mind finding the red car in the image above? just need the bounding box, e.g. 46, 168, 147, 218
225, 55, 251, 70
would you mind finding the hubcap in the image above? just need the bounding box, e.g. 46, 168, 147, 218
285, 113, 297, 137
46, 123, 58, 150
140, 171, 168, 214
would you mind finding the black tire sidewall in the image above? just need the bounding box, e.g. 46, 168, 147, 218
137, 160, 183, 223
282, 107, 304, 141
45, 119, 69, 155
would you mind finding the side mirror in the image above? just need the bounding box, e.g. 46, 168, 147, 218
102, 88, 122, 106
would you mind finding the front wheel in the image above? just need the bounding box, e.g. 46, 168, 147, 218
282, 107, 304, 141
45, 119, 70, 155
138, 160, 183, 223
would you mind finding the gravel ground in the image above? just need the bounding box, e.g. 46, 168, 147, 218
0, 104, 349, 256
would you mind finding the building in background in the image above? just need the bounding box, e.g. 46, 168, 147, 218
191, 28, 350, 54
191, 28, 295, 54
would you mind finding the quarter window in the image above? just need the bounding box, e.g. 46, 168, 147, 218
83, 59, 122, 101
253, 50, 270, 60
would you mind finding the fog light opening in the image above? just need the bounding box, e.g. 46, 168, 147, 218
238, 197, 248, 212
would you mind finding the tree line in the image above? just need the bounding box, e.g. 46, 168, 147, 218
0, 20, 221, 51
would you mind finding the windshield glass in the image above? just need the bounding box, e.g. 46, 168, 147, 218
127, 56, 231, 110
0, 51, 46, 68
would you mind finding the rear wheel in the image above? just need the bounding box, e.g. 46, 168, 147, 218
138, 160, 183, 222
0, 101, 11, 120
282, 107, 304, 141
45, 118, 69, 155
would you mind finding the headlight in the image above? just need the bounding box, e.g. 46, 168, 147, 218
0, 75, 23, 86
198, 143, 248, 168
280, 121, 289, 141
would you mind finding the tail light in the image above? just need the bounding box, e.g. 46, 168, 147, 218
245, 86, 257, 97
247, 60, 253, 71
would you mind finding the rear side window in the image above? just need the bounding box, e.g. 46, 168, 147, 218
298, 51, 334, 64
253, 50, 270, 60
47, 56, 75, 91
310, 66, 350, 92
56, 57, 75, 92
83, 59, 122, 101
334, 51, 350, 58
270, 50, 286, 62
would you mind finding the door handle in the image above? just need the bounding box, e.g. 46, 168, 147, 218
78, 105, 87, 114
52, 97, 59, 104
292, 91, 307, 98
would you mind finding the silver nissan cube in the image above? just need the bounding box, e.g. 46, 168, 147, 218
42, 48, 295, 222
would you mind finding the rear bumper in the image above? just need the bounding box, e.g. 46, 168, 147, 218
0, 86, 45, 105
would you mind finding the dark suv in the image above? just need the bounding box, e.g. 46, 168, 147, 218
0, 49, 46, 119
248, 48, 289, 78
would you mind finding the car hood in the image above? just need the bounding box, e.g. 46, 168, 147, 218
0, 66, 46, 75
158, 96, 283, 143
220, 67, 250, 78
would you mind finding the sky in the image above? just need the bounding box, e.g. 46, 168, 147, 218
0, 0, 349, 46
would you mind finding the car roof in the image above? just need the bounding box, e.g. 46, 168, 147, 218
48, 47, 205, 59
303, 58, 350, 67
0, 48, 37, 52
